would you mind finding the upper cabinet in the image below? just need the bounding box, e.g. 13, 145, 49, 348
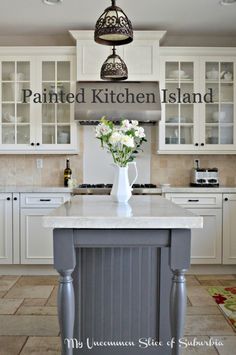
70, 30, 166, 81
158, 48, 236, 154
0, 48, 78, 154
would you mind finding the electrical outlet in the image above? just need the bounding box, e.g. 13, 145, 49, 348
194, 159, 200, 169
36, 159, 43, 169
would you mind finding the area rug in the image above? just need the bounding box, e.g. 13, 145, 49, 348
208, 286, 236, 331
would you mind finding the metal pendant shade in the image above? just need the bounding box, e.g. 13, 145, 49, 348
95, 0, 133, 46
101, 47, 128, 81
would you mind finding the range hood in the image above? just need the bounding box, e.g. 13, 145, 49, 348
75, 81, 161, 124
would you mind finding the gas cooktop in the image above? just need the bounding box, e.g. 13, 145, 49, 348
74, 183, 160, 195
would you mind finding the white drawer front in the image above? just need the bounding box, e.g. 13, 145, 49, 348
21, 193, 70, 208
165, 193, 222, 208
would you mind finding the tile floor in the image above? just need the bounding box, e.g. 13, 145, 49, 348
0, 274, 235, 354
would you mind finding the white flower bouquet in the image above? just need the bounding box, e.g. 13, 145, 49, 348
95, 117, 146, 167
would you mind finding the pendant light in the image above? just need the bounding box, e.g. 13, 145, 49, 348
101, 46, 128, 81
94, 0, 133, 46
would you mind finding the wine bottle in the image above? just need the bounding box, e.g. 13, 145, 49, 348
64, 159, 72, 187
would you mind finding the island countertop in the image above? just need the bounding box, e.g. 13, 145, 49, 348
43, 195, 203, 229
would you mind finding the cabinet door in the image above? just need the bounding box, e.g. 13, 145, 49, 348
0, 59, 35, 152
223, 194, 236, 264
188, 208, 222, 264
199, 58, 236, 151
21, 208, 54, 264
0, 193, 13, 264
35, 56, 77, 153
159, 57, 200, 153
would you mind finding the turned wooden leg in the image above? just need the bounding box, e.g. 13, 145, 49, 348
53, 229, 76, 355
57, 270, 75, 355
170, 269, 187, 355
169, 229, 191, 355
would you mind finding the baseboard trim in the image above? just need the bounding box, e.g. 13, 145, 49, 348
188, 264, 236, 274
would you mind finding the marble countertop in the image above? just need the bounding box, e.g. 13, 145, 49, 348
161, 186, 236, 193
0, 185, 73, 193
43, 195, 203, 230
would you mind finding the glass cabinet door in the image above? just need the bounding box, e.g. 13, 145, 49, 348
1, 61, 31, 146
163, 61, 196, 148
41, 60, 73, 146
203, 60, 235, 147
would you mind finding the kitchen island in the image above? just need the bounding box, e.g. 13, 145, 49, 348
43, 195, 202, 355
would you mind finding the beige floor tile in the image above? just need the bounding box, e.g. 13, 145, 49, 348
181, 336, 218, 354
0, 315, 59, 336
185, 315, 234, 335
186, 306, 221, 315
187, 286, 216, 306
16, 306, 57, 316
0, 336, 27, 355
23, 298, 47, 306
186, 275, 201, 286
46, 286, 58, 306
0, 299, 23, 315
0, 292, 6, 298
197, 275, 236, 281
17, 276, 58, 286
0, 277, 18, 292
20, 336, 61, 355
211, 336, 236, 355
4, 285, 53, 299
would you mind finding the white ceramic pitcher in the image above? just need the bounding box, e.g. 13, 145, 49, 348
110, 162, 138, 203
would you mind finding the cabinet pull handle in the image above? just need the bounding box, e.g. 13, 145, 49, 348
13, 197, 17, 201
6, 197, 11, 201
195, 143, 199, 146
188, 199, 199, 202
224, 197, 229, 202
31, 142, 35, 146
39, 199, 51, 202
36, 143, 40, 146
201, 143, 205, 146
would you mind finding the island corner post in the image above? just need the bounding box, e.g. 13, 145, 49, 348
53, 227, 191, 355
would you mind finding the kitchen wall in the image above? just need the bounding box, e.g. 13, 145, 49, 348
1, 126, 236, 187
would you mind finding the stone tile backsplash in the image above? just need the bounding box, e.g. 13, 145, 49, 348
1, 153, 236, 187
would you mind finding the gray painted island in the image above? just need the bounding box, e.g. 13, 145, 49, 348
43, 196, 203, 355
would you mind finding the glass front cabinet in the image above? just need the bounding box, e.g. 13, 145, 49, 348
0, 52, 77, 153
159, 54, 236, 153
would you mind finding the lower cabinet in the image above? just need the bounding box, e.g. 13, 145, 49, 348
188, 208, 222, 264
21, 208, 54, 264
0, 193, 13, 264
0, 192, 70, 265
20, 193, 70, 264
165, 193, 222, 264
223, 194, 236, 264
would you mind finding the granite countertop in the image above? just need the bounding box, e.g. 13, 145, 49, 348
43, 195, 203, 229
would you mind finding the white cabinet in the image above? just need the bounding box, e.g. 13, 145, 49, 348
0, 193, 19, 264
0, 194, 13, 264
159, 48, 236, 154
70, 30, 166, 81
165, 193, 222, 264
20, 193, 70, 264
223, 194, 236, 264
0, 48, 78, 154
188, 208, 222, 264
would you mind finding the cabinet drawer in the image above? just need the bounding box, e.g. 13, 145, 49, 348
21, 193, 70, 208
165, 193, 222, 208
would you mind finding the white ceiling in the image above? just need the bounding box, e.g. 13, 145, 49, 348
0, 0, 235, 38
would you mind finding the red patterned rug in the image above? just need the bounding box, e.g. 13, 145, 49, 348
208, 286, 236, 331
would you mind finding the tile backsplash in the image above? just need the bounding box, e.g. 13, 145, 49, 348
1, 153, 236, 187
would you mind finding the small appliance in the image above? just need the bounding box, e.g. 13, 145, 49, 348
191, 167, 219, 187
